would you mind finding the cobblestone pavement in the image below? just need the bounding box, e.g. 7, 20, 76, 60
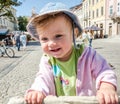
0, 41, 42, 104
0, 38, 120, 104
0, 41, 40, 78
93, 37, 120, 95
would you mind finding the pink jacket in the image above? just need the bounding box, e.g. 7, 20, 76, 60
29, 47, 117, 96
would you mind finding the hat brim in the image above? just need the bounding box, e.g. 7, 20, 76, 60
27, 10, 82, 40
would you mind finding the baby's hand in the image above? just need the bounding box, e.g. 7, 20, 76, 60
97, 82, 118, 104
25, 90, 45, 104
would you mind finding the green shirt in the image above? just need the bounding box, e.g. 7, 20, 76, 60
49, 45, 84, 96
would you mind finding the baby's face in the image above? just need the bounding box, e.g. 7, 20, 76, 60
36, 15, 73, 61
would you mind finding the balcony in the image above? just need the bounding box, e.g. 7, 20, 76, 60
83, 16, 90, 21
109, 12, 120, 22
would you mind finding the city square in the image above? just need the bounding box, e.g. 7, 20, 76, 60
0, 37, 120, 103
0, 0, 120, 104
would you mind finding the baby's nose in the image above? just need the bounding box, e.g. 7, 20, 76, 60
48, 40, 57, 47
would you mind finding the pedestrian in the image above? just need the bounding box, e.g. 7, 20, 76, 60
81, 29, 90, 46
25, 2, 118, 104
87, 30, 94, 47
4, 37, 9, 46
20, 32, 27, 50
10, 33, 16, 47
14, 31, 21, 51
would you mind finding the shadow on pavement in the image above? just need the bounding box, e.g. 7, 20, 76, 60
94, 47, 103, 49
0, 56, 21, 58
26, 49, 36, 51
27, 41, 40, 46
13, 56, 22, 58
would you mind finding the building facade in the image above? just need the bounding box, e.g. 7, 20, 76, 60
71, 0, 120, 37
82, 0, 90, 28
0, 6, 18, 32
70, 3, 84, 28
108, 0, 120, 36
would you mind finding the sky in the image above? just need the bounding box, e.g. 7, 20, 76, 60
15, 0, 82, 17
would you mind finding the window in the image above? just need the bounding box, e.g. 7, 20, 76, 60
3, 19, 5, 25
101, 6, 104, 16
96, 9, 99, 17
89, 11, 91, 18
96, 0, 98, 3
109, 5, 113, 15
93, 10, 94, 18
92, 0, 94, 5
89, 0, 91, 5
118, 2, 120, 12
109, 23, 112, 25
89, 21, 91, 26
86, 2, 88, 8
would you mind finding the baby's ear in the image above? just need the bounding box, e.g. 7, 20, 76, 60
74, 27, 79, 38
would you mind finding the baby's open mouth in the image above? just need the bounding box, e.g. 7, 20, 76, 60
51, 48, 61, 52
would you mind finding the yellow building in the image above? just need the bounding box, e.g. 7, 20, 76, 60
71, 0, 120, 38
84, 0, 105, 38
79, 0, 117, 38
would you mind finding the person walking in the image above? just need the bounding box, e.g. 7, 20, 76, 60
10, 33, 16, 48
20, 32, 27, 50
88, 30, 94, 47
14, 32, 21, 51
81, 29, 90, 46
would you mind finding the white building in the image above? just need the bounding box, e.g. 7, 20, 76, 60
0, 6, 18, 32
70, 3, 84, 29
108, 0, 120, 36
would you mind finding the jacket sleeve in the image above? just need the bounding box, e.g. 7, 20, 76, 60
89, 48, 117, 90
27, 55, 56, 96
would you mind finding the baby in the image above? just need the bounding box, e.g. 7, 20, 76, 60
25, 2, 118, 104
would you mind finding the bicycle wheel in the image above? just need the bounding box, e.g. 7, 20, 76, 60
0, 49, 3, 57
5, 47, 15, 58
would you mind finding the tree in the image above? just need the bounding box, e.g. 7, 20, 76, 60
17, 16, 28, 31
0, 0, 22, 18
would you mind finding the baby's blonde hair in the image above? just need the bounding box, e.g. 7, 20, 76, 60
32, 12, 73, 30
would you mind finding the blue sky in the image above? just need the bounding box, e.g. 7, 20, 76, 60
15, 0, 82, 17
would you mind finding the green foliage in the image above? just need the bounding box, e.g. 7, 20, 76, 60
17, 16, 28, 31
0, 0, 22, 18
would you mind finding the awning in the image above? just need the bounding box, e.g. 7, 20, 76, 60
84, 25, 103, 31
84, 27, 91, 31
90, 25, 103, 31
0, 29, 9, 35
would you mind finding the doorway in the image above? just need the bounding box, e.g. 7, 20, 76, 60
109, 23, 112, 36
117, 22, 120, 35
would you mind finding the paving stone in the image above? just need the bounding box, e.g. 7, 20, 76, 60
0, 38, 120, 104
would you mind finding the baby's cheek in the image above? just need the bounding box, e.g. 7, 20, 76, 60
41, 45, 48, 53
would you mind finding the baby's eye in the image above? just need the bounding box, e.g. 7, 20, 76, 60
41, 37, 48, 41
56, 34, 63, 38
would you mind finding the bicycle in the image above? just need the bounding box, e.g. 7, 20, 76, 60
0, 39, 15, 58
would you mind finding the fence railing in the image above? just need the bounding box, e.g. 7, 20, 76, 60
7, 96, 120, 104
